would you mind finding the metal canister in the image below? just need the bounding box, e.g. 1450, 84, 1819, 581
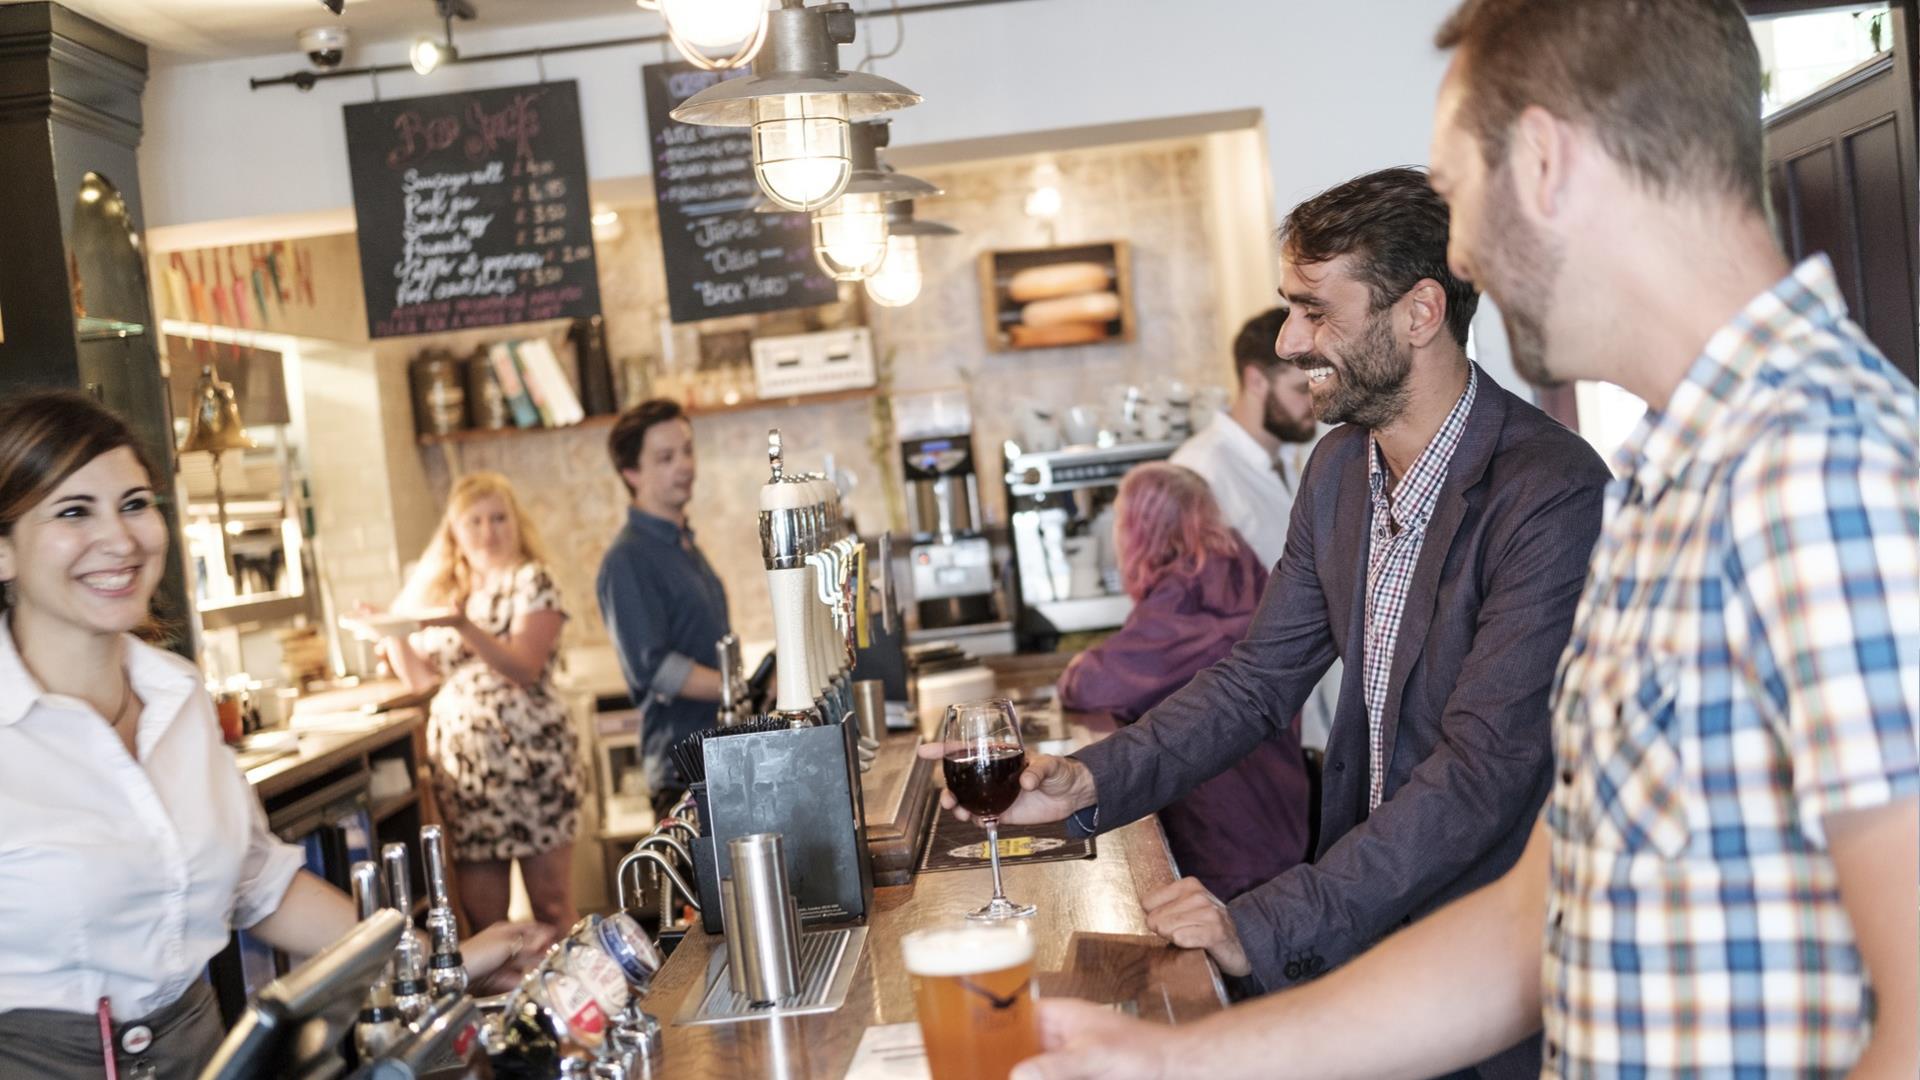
409, 349, 468, 436
724, 833, 802, 1004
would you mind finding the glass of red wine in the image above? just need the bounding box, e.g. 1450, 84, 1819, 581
941, 698, 1037, 920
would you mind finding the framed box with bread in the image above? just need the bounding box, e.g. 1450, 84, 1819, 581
978, 241, 1135, 352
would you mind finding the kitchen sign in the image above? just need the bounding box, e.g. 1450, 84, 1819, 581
642, 62, 838, 323
344, 81, 602, 338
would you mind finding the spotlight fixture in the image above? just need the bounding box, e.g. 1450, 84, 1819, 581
671, 1, 920, 212
865, 199, 956, 308
411, 0, 475, 76
637, 0, 770, 71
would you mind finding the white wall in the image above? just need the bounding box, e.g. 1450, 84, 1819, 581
136, 0, 1537, 395
140, 0, 1456, 229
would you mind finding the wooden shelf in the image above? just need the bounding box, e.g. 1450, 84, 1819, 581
415, 387, 877, 447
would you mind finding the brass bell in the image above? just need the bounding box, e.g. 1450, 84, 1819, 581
179, 364, 255, 454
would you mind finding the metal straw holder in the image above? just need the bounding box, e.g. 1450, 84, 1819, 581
720, 834, 803, 1005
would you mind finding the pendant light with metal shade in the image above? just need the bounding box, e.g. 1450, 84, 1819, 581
865, 199, 957, 307
812, 120, 939, 281
670, 1, 921, 212
636, 0, 771, 71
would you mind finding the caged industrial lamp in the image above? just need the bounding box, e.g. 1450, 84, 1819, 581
809, 121, 939, 281
864, 199, 957, 307
637, 0, 771, 71
670, 1, 920, 213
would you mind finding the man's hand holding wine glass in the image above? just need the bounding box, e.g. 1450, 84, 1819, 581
914, 743, 1100, 825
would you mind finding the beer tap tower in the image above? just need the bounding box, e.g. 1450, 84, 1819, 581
758, 431, 864, 726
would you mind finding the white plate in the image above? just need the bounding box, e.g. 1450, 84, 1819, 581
337, 608, 455, 641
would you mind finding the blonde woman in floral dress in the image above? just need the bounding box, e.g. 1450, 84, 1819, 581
380, 472, 581, 931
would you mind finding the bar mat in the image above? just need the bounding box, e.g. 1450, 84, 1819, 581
918, 808, 1095, 874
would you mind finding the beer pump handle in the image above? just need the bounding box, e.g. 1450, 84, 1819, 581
877, 532, 896, 636
381, 843, 413, 913
351, 860, 384, 920
854, 542, 871, 649
421, 825, 453, 906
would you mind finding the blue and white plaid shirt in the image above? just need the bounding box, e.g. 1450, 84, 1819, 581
1362, 363, 1479, 811
1543, 255, 1920, 1076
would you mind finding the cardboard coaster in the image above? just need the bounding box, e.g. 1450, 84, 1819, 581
918, 807, 1095, 874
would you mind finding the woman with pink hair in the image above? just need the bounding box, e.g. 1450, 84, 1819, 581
1057, 463, 1309, 900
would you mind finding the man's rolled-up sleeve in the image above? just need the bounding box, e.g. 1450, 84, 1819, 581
598, 555, 690, 704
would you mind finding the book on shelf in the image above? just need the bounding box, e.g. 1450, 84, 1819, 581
487, 341, 543, 428
513, 338, 586, 427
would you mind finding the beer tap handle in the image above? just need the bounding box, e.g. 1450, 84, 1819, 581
381, 843, 413, 913
421, 825, 454, 907
351, 860, 385, 920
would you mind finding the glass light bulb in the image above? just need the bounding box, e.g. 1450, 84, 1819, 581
660, 0, 766, 49
410, 37, 445, 75
752, 94, 852, 211
813, 193, 890, 281
864, 234, 923, 307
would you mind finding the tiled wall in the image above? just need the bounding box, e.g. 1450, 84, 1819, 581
418, 135, 1245, 650
154, 134, 1253, 656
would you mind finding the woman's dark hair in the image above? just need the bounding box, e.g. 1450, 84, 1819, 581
0, 390, 158, 621
607, 398, 687, 495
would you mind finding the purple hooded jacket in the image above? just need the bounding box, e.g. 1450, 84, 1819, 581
1056, 537, 1310, 900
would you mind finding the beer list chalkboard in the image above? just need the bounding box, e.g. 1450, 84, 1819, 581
643, 62, 839, 324
344, 81, 602, 339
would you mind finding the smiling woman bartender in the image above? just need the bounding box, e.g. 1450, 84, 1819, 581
0, 391, 547, 1080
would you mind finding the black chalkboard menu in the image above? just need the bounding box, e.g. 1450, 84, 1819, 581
344, 81, 602, 339
643, 62, 839, 324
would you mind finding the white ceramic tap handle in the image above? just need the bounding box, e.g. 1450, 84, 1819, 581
767, 567, 815, 712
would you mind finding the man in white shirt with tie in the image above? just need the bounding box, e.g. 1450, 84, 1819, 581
1172, 306, 1338, 747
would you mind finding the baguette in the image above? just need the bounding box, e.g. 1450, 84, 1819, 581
1008, 321, 1109, 348
1007, 261, 1110, 302
1020, 290, 1122, 328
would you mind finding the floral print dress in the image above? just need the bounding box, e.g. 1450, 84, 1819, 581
416, 562, 581, 861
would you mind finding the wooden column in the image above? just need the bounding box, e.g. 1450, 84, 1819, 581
0, 2, 195, 657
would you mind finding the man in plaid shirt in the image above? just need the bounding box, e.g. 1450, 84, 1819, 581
1014, 2, 1918, 1078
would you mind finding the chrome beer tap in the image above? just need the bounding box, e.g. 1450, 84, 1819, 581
350, 860, 406, 1059
761, 430, 820, 715
419, 824, 469, 999
382, 842, 433, 1024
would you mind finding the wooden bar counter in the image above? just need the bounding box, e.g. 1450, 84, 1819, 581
641, 710, 1227, 1077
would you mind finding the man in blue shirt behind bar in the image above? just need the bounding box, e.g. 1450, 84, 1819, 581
596, 399, 732, 819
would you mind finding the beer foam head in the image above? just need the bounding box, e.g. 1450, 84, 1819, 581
901, 926, 1034, 977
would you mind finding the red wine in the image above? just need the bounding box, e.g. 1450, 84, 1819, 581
944, 743, 1026, 818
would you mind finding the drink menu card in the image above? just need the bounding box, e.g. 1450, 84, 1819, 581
642, 61, 839, 324
344, 81, 602, 339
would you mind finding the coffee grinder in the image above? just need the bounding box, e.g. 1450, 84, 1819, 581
896, 391, 996, 630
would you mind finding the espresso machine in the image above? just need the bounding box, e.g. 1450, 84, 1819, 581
1004, 438, 1182, 645
901, 432, 996, 630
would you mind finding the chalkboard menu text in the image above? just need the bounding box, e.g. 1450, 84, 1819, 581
345, 81, 602, 338
643, 62, 839, 324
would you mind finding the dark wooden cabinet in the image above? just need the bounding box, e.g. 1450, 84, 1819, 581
1764, 6, 1919, 383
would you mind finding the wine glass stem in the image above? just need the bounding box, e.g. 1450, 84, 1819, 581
983, 818, 1008, 902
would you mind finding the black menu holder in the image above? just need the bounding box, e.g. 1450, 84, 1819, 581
692, 719, 874, 933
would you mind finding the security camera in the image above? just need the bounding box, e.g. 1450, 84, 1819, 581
298, 26, 350, 70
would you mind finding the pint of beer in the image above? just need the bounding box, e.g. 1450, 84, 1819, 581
902, 924, 1040, 1080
